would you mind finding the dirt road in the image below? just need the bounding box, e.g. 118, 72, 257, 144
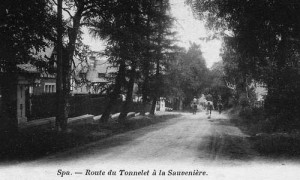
2, 111, 300, 180
32, 111, 256, 165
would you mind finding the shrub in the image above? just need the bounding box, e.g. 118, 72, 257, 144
248, 119, 274, 134
239, 94, 250, 108
239, 107, 253, 121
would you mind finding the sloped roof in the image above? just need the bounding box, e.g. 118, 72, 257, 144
17, 63, 39, 74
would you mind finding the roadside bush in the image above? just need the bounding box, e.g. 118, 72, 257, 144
238, 107, 252, 121
239, 93, 250, 108
252, 132, 300, 156
230, 103, 300, 157
227, 97, 237, 108
238, 107, 264, 124
248, 119, 274, 135
230, 106, 270, 134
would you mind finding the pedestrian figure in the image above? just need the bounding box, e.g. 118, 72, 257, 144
217, 101, 223, 114
192, 97, 197, 103
207, 101, 213, 118
191, 97, 198, 114
191, 102, 197, 114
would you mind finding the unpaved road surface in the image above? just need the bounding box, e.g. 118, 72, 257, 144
1, 111, 300, 180
35, 111, 256, 165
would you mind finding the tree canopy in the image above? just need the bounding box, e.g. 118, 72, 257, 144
165, 43, 210, 106
0, 0, 55, 71
188, 0, 300, 130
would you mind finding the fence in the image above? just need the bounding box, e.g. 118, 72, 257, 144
27, 94, 149, 121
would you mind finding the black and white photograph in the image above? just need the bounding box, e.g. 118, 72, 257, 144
0, 0, 300, 179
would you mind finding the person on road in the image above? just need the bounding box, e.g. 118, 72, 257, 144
207, 101, 213, 118
191, 102, 197, 114
191, 97, 198, 114
217, 101, 223, 114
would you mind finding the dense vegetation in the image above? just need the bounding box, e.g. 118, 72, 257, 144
3, 0, 299, 135
0, 0, 179, 133
188, 0, 300, 132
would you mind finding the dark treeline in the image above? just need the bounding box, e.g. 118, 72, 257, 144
0, 0, 178, 133
3, 0, 297, 136
188, 0, 300, 131
164, 43, 232, 110
0, 0, 56, 133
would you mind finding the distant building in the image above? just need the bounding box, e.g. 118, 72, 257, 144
156, 97, 166, 111
27, 44, 57, 95
15, 64, 40, 123
71, 53, 116, 95
31, 72, 56, 95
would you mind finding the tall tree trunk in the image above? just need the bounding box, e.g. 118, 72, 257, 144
140, 66, 149, 115
1, 38, 19, 135
100, 60, 126, 123
0, 73, 18, 135
55, 0, 64, 131
150, 0, 164, 115
119, 62, 136, 121
60, 51, 70, 131
150, 96, 157, 115
140, 13, 151, 116
57, 4, 83, 131
150, 57, 160, 115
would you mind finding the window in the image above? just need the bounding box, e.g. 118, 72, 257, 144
98, 73, 106, 78
44, 83, 56, 93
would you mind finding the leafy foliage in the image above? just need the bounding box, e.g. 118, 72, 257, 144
0, 0, 55, 71
209, 61, 232, 108
165, 43, 210, 106
188, 0, 300, 130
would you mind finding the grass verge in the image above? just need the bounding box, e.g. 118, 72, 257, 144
228, 107, 300, 159
0, 113, 181, 163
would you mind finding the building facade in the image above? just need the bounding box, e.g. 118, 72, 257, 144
71, 53, 116, 95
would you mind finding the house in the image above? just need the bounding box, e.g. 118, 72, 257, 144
28, 44, 57, 95
71, 53, 116, 95
28, 72, 56, 95
15, 64, 41, 123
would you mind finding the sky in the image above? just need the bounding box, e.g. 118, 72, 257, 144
82, 0, 222, 68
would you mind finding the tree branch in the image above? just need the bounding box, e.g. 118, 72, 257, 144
79, 22, 90, 27
50, 0, 57, 6
63, 7, 74, 18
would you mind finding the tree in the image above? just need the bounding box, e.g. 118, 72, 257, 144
188, 0, 300, 130
56, 0, 64, 131
148, 0, 177, 115
209, 61, 233, 108
0, 0, 55, 134
53, 0, 113, 130
90, 0, 151, 123
90, 0, 177, 121
139, 0, 157, 115
165, 43, 210, 108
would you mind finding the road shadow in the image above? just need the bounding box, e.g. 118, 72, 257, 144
229, 118, 300, 162
0, 114, 181, 165
197, 118, 257, 162
200, 118, 300, 163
